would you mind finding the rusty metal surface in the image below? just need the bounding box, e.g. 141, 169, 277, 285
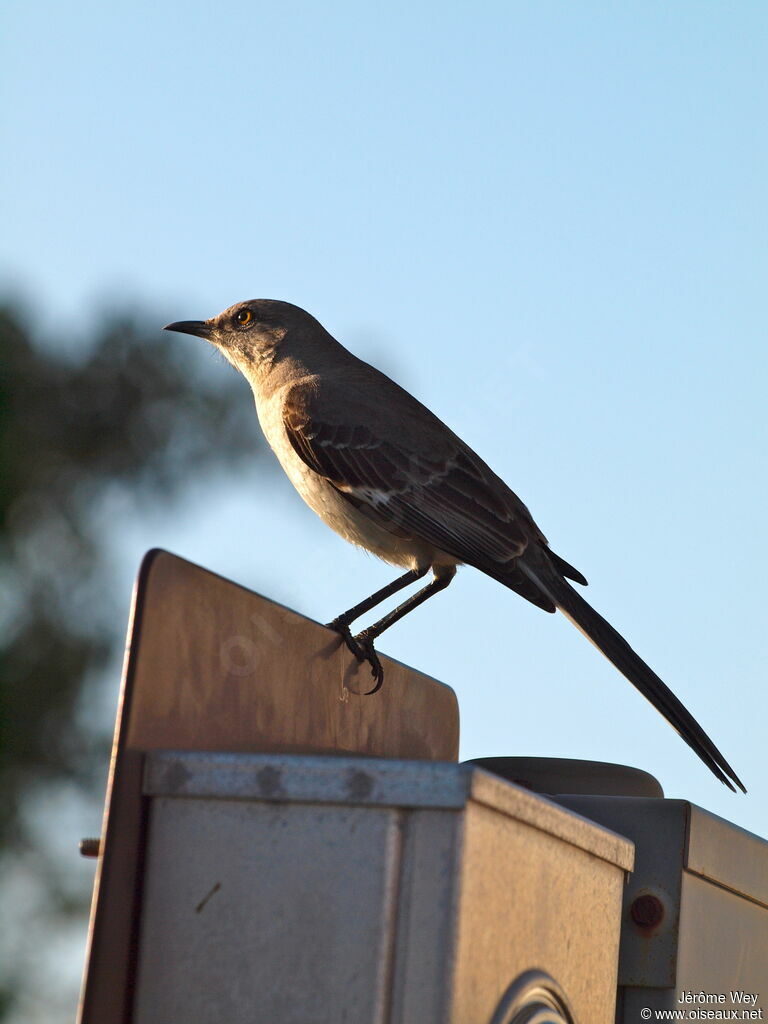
78, 549, 459, 1024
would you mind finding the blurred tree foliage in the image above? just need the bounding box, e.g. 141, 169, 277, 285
0, 302, 262, 1016
0, 303, 263, 839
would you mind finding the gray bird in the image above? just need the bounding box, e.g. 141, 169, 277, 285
165, 299, 745, 793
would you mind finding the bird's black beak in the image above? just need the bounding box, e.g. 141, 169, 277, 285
163, 320, 213, 340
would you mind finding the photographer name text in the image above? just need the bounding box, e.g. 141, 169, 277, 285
679, 993, 760, 1007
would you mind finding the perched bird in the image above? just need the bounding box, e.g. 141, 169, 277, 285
165, 300, 745, 793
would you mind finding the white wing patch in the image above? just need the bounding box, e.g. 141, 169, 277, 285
339, 485, 395, 508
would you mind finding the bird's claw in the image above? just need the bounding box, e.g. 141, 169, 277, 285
326, 621, 384, 694
354, 632, 384, 694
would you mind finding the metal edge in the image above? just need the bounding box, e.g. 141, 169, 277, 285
143, 750, 472, 808
142, 751, 634, 871
77, 548, 164, 1024
470, 769, 636, 872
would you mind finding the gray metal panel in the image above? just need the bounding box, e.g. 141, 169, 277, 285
558, 793, 768, 1011
558, 796, 688, 988
469, 769, 634, 871
144, 752, 634, 871
144, 750, 471, 808
620, 874, 768, 1015
687, 804, 768, 907
133, 797, 403, 1024
676, 873, 768, 994
620, 987, 679, 1016
389, 809, 462, 1024
451, 800, 625, 1024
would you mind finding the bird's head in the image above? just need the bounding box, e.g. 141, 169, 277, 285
164, 299, 322, 377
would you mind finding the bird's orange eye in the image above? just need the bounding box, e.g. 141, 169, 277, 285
235, 309, 253, 326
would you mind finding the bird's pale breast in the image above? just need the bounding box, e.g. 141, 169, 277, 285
253, 386, 441, 570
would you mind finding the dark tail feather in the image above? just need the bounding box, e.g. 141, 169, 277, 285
519, 560, 746, 794
547, 549, 588, 586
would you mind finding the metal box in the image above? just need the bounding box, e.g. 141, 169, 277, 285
134, 752, 634, 1024
558, 796, 768, 1019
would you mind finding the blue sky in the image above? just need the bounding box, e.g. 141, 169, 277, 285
3, 0, 766, 843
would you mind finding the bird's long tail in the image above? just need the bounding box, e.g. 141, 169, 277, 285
519, 558, 746, 793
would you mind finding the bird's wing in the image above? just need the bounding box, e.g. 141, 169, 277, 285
282, 374, 570, 609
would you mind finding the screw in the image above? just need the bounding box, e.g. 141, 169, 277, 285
630, 893, 665, 929
79, 837, 101, 858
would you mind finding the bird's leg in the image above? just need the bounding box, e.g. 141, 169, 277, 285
326, 567, 429, 649
357, 566, 456, 644
326, 567, 431, 694
353, 566, 457, 695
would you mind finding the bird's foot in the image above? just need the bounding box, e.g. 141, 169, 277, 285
326, 620, 384, 694
353, 631, 384, 694
326, 618, 359, 657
